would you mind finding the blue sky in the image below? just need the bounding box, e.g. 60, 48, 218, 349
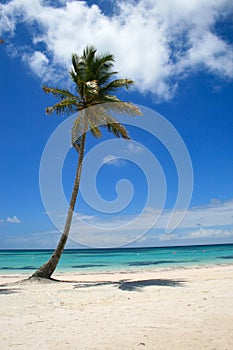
0, 0, 232, 249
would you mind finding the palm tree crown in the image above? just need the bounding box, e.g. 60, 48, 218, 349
43, 46, 141, 148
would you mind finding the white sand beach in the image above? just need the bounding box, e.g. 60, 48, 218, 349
1, 264, 233, 350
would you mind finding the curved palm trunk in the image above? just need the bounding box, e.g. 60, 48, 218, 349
31, 131, 87, 279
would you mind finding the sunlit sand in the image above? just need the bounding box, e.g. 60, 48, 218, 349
1, 264, 233, 349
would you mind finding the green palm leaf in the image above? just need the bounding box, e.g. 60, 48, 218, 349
43, 86, 77, 101
45, 98, 78, 115
99, 78, 134, 94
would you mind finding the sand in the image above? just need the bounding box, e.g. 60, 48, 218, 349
0, 264, 233, 350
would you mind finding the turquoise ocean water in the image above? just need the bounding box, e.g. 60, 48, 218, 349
0, 244, 233, 275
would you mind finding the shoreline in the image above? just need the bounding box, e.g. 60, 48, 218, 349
1, 264, 233, 349
0, 261, 232, 280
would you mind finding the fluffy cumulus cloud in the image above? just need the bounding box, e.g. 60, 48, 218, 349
0, 0, 232, 100
0, 215, 21, 224
22, 51, 50, 79
6, 215, 21, 223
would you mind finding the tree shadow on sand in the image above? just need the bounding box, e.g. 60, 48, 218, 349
0, 288, 21, 295
119, 279, 185, 291
0, 277, 186, 292
74, 278, 185, 292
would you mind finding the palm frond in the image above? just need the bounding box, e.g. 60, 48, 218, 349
46, 98, 78, 115
71, 114, 84, 152
90, 97, 142, 117
85, 105, 104, 124
71, 109, 103, 149
83, 46, 97, 60
92, 54, 115, 81
97, 71, 118, 86
103, 101, 142, 116
107, 124, 130, 139
84, 105, 131, 139
70, 53, 88, 98
103, 114, 131, 139
88, 119, 103, 138
99, 78, 134, 94
43, 86, 77, 101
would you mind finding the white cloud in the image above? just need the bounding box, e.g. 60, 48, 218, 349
171, 200, 230, 230
126, 142, 144, 154
2, 200, 232, 248
0, 0, 232, 100
158, 233, 179, 241
30, 229, 60, 236
178, 31, 233, 77
6, 215, 21, 224
101, 143, 144, 168
102, 154, 126, 167
73, 213, 95, 222
153, 200, 233, 229
158, 228, 233, 242
59, 199, 233, 247
23, 51, 50, 78
181, 228, 233, 240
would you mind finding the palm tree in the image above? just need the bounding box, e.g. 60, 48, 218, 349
32, 46, 141, 279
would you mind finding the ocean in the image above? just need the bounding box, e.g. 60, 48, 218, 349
0, 244, 233, 275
